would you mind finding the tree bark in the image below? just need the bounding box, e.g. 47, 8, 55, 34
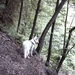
29, 0, 41, 40
17, 0, 23, 32
45, 0, 59, 66
36, 0, 67, 54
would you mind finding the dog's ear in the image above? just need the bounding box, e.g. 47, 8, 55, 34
34, 36, 37, 39
34, 35, 39, 39
33, 34, 39, 38
34, 35, 39, 43
34, 35, 37, 37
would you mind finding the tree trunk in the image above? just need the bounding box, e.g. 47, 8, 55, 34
45, 0, 59, 66
56, 54, 66, 73
36, 0, 67, 54
63, 0, 69, 53
5, 0, 9, 6
29, 0, 41, 40
56, 33, 71, 73
56, 1, 69, 72
17, 0, 23, 32
56, 27, 75, 73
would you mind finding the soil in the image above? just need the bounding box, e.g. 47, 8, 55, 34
0, 31, 56, 75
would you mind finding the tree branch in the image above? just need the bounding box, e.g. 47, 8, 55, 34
66, 43, 75, 55
69, 15, 75, 29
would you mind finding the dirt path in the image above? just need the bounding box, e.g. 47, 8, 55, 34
0, 31, 56, 75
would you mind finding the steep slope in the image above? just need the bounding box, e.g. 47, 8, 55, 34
0, 31, 56, 75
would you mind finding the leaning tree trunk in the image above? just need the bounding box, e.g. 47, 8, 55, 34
29, 0, 41, 40
45, 0, 59, 66
36, 0, 67, 54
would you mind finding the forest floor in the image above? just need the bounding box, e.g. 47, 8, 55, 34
0, 31, 57, 75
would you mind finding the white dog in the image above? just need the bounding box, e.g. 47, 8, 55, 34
22, 36, 39, 58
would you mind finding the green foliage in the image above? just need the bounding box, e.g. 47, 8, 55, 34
1, 0, 75, 74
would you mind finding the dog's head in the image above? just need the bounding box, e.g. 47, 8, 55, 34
33, 36, 39, 44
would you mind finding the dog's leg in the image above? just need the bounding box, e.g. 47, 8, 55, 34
27, 49, 30, 58
30, 46, 34, 57
24, 49, 27, 58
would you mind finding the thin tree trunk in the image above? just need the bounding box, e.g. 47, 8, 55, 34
56, 0, 69, 73
45, 0, 59, 66
5, 0, 9, 6
29, 0, 41, 40
63, 0, 69, 53
56, 54, 66, 73
56, 27, 75, 73
17, 0, 23, 32
36, 0, 67, 54
56, 33, 71, 73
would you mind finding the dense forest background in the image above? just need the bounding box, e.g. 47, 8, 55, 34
0, 0, 75, 75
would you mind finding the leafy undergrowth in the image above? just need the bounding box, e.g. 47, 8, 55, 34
0, 31, 56, 75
